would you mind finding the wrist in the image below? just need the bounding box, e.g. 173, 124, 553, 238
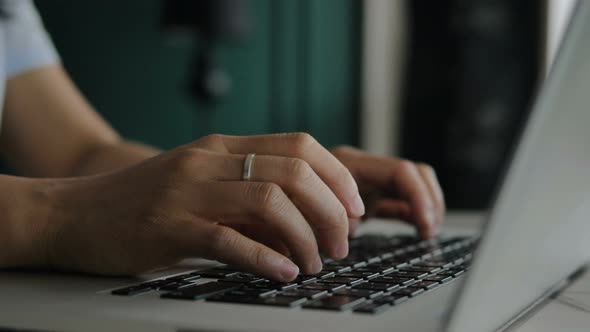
0, 176, 57, 268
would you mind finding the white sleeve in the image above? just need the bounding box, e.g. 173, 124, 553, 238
3, 0, 60, 78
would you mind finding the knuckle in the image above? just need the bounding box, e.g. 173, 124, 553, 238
173, 148, 207, 174
418, 163, 436, 176
316, 204, 347, 233
302, 224, 317, 243
397, 159, 416, 173
333, 163, 359, 195
331, 206, 349, 232
208, 226, 235, 252
287, 132, 317, 156
336, 205, 348, 223
197, 134, 225, 148
334, 163, 353, 183
285, 158, 314, 185
252, 183, 287, 216
249, 245, 268, 269
330, 145, 353, 158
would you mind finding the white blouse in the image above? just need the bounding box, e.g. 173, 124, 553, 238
0, 0, 59, 125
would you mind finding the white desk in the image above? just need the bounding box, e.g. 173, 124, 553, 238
378, 211, 590, 331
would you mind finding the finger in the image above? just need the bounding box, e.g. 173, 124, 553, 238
187, 223, 299, 282
386, 162, 437, 238
336, 152, 438, 239
199, 133, 365, 219
348, 218, 361, 236
187, 181, 323, 275
207, 152, 349, 259
374, 199, 412, 221
416, 163, 446, 226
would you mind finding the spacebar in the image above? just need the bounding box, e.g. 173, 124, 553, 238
161, 282, 239, 300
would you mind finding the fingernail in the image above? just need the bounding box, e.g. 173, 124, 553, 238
267, 253, 299, 281
430, 213, 438, 228
279, 259, 299, 281
312, 256, 323, 274
335, 241, 349, 259
351, 194, 365, 217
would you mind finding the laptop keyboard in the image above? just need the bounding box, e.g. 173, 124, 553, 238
111, 234, 477, 314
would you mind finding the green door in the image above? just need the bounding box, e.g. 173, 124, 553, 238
35, 0, 361, 150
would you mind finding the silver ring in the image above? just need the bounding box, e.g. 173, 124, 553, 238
242, 153, 256, 181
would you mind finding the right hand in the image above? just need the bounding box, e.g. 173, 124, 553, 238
40, 133, 365, 282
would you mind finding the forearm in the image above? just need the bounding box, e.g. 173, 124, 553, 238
70, 140, 161, 176
0, 175, 52, 267
0, 140, 160, 268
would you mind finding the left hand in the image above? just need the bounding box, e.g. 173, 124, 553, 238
331, 146, 445, 239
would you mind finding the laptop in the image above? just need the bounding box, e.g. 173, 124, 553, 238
2, 1, 590, 331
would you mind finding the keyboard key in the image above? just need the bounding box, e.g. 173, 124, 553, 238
220, 273, 264, 284
339, 259, 367, 269
207, 293, 309, 307
366, 256, 382, 264
303, 296, 366, 311
338, 271, 380, 280
411, 281, 440, 290
438, 268, 465, 278
394, 287, 424, 297
322, 265, 352, 273
334, 288, 383, 299
424, 274, 453, 283
206, 294, 261, 305
415, 261, 453, 268
180, 274, 201, 282
333, 259, 368, 269
301, 282, 346, 292
292, 275, 317, 285
379, 259, 409, 269
260, 295, 308, 307
165, 273, 199, 282
306, 271, 335, 279
197, 269, 239, 279
354, 282, 400, 292
394, 255, 422, 264
372, 293, 409, 305
161, 282, 239, 300
371, 276, 415, 286
226, 289, 261, 297
280, 289, 328, 299
253, 280, 298, 290
233, 287, 277, 298
363, 264, 395, 274
140, 279, 175, 289
112, 285, 152, 296
389, 271, 428, 279
319, 277, 364, 286
159, 281, 195, 291
354, 302, 392, 314
212, 265, 240, 272
352, 267, 380, 273
400, 266, 438, 273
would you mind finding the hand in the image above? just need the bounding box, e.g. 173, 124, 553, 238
40, 133, 365, 282
331, 146, 445, 238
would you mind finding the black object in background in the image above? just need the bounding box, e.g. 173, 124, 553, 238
401, 0, 544, 209
161, 0, 253, 103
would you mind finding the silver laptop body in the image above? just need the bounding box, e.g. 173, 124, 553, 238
1, 2, 590, 331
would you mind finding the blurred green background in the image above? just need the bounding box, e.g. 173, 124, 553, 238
34, 0, 361, 150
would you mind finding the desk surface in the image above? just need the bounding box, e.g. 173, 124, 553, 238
388, 211, 590, 332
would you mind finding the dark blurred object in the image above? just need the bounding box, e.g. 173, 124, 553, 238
161, 0, 253, 103
401, 0, 544, 209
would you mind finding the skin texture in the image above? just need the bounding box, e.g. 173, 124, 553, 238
0, 65, 445, 282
